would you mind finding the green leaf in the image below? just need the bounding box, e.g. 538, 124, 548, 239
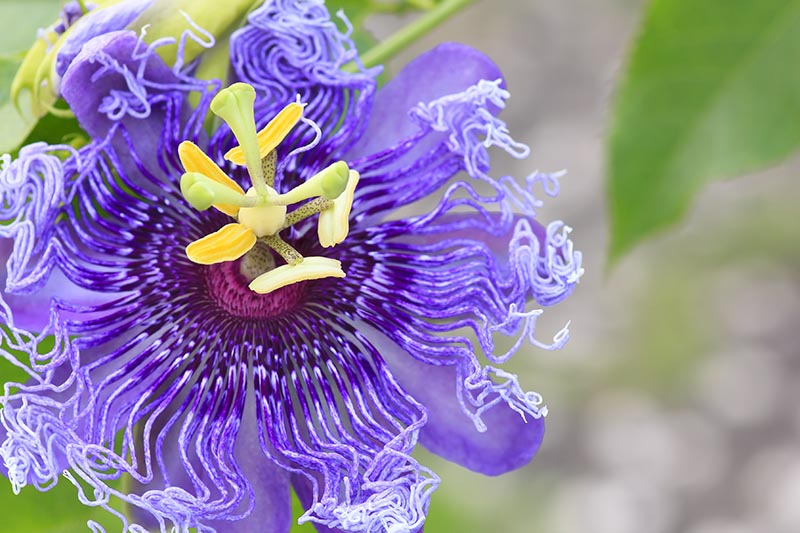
0, 0, 63, 153
289, 488, 316, 532
0, 93, 86, 155
0, 4, 86, 154
0, 481, 124, 533
607, 0, 800, 260
13, 107, 86, 156
0, 55, 36, 153
0, 0, 61, 55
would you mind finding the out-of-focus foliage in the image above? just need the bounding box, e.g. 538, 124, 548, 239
0, 1, 63, 153
0, 1, 61, 53
607, 0, 800, 261
0, 468, 122, 533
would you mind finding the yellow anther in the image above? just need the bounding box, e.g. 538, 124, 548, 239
248, 256, 345, 294
224, 102, 304, 165
186, 223, 256, 265
179, 141, 244, 216
318, 170, 359, 248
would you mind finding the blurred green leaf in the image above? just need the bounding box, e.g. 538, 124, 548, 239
0, 0, 61, 55
289, 488, 315, 532
0, 57, 20, 102
0, 0, 62, 153
0, 55, 37, 154
11, 107, 86, 156
607, 0, 800, 261
0, 480, 124, 533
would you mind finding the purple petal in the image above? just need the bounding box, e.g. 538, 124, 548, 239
343, 61, 579, 474
344, 215, 571, 474
339, 74, 576, 474
0, 238, 110, 332
60, 31, 176, 140
343, 209, 574, 476
121, 350, 291, 531
55, 0, 155, 76
60, 31, 208, 192
347, 42, 502, 160
209, 393, 292, 533
127, 393, 292, 533
366, 326, 544, 476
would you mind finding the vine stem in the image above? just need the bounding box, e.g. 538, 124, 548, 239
344, 0, 476, 72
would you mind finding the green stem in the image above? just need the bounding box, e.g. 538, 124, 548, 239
76, 0, 89, 14
344, 0, 476, 72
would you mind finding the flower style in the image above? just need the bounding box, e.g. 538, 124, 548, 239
0, 1, 583, 532
178, 85, 359, 293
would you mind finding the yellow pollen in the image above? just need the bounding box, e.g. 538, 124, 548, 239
178, 141, 244, 217
225, 102, 305, 165
186, 223, 256, 265
249, 257, 345, 294
319, 170, 360, 248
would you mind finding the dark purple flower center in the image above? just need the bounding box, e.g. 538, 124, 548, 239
204, 243, 306, 318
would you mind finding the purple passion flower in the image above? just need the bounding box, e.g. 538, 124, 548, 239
0, 1, 583, 532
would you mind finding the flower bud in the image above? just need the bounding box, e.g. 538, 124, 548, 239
12, 0, 259, 120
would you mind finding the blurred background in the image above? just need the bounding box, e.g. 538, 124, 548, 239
377, 1, 800, 532
2, 1, 799, 532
